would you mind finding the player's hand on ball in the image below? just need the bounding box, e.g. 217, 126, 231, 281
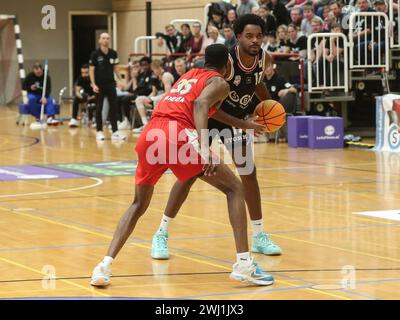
245, 116, 266, 137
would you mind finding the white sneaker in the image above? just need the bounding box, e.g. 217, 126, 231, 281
230, 258, 274, 286
69, 118, 79, 128
90, 262, 112, 287
118, 118, 130, 130
96, 131, 105, 141
47, 117, 60, 125
111, 131, 127, 141
132, 126, 144, 134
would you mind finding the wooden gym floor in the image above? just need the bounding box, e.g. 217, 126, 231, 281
0, 105, 399, 300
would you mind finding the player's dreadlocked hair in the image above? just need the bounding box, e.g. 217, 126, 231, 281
233, 13, 266, 37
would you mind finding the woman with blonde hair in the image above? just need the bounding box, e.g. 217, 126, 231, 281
276, 25, 290, 53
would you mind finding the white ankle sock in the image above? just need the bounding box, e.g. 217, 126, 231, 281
141, 117, 148, 125
236, 252, 251, 264
159, 214, 172, 232
103, 256, 113, 268
251, 219, 264, 236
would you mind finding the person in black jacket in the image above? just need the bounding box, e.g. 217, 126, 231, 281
156, 24, 185, 57
23, 63, 59, 124
268, 0, 290, 26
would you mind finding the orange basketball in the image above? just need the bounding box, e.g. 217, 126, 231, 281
254, 100, 286, 133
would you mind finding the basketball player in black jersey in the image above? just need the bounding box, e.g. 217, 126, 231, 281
151, 14, 282, 260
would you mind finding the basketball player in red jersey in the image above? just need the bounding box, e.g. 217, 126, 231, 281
91, 44, 274, 287
151, 14, 282, 261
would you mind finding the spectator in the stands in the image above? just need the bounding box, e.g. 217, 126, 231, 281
171, 58, 187, 83
317, 22, 345, 87
181, 23, 194, 54
264, 64, 297, 141
118, 57, 152, 127
277, 25, 291, 53
352, 0, 374, 65
301, 5, 324, 36
223, 24, 237, 49
116, 61, 140, 128
257, 5, 277, 34
290, 8, 303, 29
237, 0, 259, 17
187, 22, 204, 61
23, 63, 59, 125
226, 8, 238, 25
156, 24, 185, 56
270, 0, 290, 26
201, 26, 225, 54
326, 1, 347, 33
309, 18, 325, 63
287, 24, 308, 58
321, 5, 332, 31
133, 60, 174, 133
262, 31, 280, 53
369, 0, 389, 64
209, 9, 224, 31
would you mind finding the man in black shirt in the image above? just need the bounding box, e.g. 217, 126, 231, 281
264, 64, 297, 140
89, 33, 125, 141
69, 64, 95, 127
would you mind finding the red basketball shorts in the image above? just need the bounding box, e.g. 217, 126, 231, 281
135, 118, 205, 186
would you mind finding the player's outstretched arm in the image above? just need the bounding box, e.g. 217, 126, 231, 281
211, 109, 266, 136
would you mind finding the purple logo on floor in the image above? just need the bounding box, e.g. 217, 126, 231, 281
0, 166, 86, 181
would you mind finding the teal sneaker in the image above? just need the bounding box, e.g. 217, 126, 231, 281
151, 229, 170, 260
230, 258, 274, 286
252, 232, 282, 256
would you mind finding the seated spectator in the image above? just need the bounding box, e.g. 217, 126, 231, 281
264, 64, 297, 140
23, 63, 59, 125
171, 58, 188, 83
290, 8, 303, 29
321, 6, 332, 31
225, 8, 238, 25
69, 64, 96, 128
201, 26, 226, 53
156, 24, 185, 56
186, 22, 205, 61
262, 31, 280, 53
116, 60, 140, 128
133, 60, 174, 133
209, 9, 224, 31
118, 57, 153, 127
257, 5, 277, 34
277, 25, 291, 53
328, 1, 348, 34
223, 24, 237, 49
270, 0, 290, 26
369, 0, 389, 64
317, 22, 345, 87
352, 0, 375, 65
314, 0, 332, 19
301, 5, 324, 37
237, 0, 259, 17
287, 24, 307, 59
181, 23, 194, 54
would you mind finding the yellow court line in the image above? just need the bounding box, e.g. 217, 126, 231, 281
0, 206, 350, 300
0, 256, 109, 298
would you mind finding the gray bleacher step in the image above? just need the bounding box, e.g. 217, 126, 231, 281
350, 70, 396, 81
306, 91, 356, 103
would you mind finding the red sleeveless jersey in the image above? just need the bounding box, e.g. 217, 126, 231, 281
151, 68, 222, 129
